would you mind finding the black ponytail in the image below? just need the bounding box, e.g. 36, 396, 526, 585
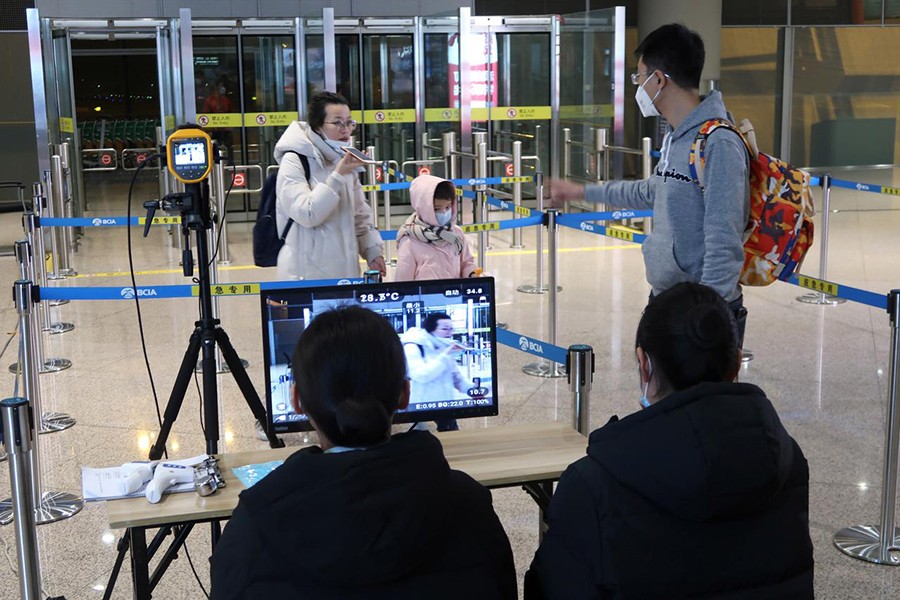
292, 305, 406, 447
636, 282, 739, 391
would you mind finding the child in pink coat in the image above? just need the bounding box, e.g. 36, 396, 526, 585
395, 174, 477, 282
395, 174, 477, 432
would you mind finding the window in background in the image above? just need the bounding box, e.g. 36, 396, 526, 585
791, 26, 900, 167
720, 28, 781, 154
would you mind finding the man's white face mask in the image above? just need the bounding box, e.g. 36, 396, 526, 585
635, 75, 662, 118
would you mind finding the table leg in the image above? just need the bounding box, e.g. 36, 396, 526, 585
130, 526, 151, 600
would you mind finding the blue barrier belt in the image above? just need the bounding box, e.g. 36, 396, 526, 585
783, 273, 887, 310
37, 278, 369, 301
829, 178, 900, 197
363, 175, 538, 193
496, 328, 568, 365
558, 209, 653, 221
556, 214, 647, 244
40, 217, 180, 227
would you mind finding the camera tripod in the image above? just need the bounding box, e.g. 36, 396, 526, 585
144, 180, 284, 458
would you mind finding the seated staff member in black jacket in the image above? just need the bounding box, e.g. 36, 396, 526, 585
210, 305, 516, 600
526, 282, 814, 600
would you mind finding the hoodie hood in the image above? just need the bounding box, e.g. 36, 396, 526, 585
410, 174, 455, 227
587, 382, 795, 522
274, 120, 342, 165
667, 91, 730, 142
237, 431, 455, 587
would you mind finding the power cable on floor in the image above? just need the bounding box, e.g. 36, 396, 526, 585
125, 156, 167, 460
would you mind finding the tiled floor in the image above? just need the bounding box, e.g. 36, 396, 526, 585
1, 167, 899, 598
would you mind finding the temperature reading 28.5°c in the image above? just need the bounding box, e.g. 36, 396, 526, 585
359, 292, 402, 303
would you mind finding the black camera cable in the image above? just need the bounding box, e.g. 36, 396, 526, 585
125, 156, 166, 455
126, 154, 211, 599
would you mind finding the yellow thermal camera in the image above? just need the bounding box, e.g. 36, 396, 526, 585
166, 128, 213, 184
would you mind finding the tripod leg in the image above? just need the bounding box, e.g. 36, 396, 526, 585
150, 329, 202, 461
215, 328, 285, 448
200, 324, 220, 455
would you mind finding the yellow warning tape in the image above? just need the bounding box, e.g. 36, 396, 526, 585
461, 222, 501, 233
605, 227, 634, 242
191, 283, 261, 297
797, 275, 840, 297
138, 216, 182, 225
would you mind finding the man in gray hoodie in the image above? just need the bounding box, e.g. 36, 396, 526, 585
551, 23, 750, 344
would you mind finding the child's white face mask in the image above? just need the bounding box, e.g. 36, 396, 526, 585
435, 209, 453, 226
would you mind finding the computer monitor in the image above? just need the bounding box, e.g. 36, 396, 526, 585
261, 277, 498, 434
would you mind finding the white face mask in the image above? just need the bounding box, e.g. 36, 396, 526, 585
635, 76, 662, 118
321, 136, 346, 153
435, 209, 453, 226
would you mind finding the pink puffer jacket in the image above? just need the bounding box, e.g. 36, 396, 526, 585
394, 175, 476, 281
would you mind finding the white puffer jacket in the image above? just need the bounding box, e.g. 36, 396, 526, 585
273, 121, 383, 280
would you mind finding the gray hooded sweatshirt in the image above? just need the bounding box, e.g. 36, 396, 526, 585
586, 92, 749, 301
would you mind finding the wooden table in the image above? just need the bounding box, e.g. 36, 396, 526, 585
105, 422, 587, 599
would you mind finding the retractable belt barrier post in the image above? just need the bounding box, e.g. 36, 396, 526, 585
797, 174, 844, 306
0, 280, 83, 527
29, 187, 75, 335
9, 227, 72, 374
49, 153, 76, 278
511, 141, 524, 249
8, 240, 75, 431
58, 141, 81, 254
834, 289, 900, 564
567, 345, 594, 435
367, 145, 379, 218
474, 134, 489, 271
517, 172, 559, 295
1, 397, 43, 599
524, 209, 565, 378
641, 137, 653, 234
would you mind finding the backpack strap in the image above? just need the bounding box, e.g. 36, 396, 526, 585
689, 118, 753, 192
278, 151, 311, 240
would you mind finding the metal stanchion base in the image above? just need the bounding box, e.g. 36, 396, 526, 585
47, 274, 66, 282
196, 358, 250, 374
11, 358, 73, 374
60, 268, 77, 277
834, 525, 900, 565
48, 321, 75, 334
516, 284, 563, 294
0, 491, 84, 526
509, 244, 525, 249
741, 349, 754, 363
498, 322, 508, 330
48, 298, 69, 306
523, 360, 566, 378
217, 259, 231, 266
796, 293, 846, 306
39, 411, 75, 433
41, 358, 72, 373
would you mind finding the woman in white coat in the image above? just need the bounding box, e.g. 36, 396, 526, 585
273, 92, 385, 280
401, 312, 471, 431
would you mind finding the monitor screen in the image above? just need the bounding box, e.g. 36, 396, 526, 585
260, 278, 498, 434
173, 140, 207, 166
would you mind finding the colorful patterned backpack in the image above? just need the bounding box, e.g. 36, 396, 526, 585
689, 118, 815, 286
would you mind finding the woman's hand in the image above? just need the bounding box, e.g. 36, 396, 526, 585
335, 151, 365, 176
368, 256, 386, 276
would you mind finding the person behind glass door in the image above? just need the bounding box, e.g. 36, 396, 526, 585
210, 305, 516, 599
525, 282, 813, 599
273, 91, 386, 280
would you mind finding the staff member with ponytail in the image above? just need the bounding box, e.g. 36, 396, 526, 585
211, 306, 516, 600
526, 282, 813, 600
